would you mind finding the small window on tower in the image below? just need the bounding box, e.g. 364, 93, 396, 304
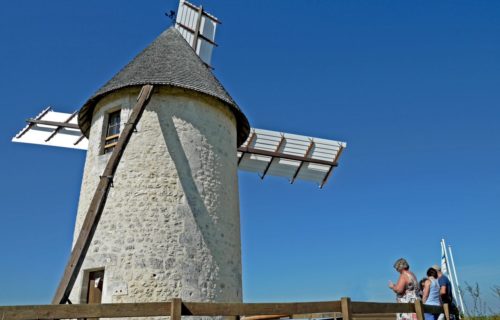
104, 110, 120, 154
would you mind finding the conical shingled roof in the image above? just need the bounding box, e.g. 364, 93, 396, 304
78, 27, 250, 146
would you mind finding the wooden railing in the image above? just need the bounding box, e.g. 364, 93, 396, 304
0, 298, 459, 320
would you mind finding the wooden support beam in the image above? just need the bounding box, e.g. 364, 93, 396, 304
414, 300, 424, 320
350, 302, 414, 314
238, 131, 256, 165
183, 0, 221, 24
171, 298, 182, 320
290, 140, 315, 184
16, 107, 52, 139
26, 118, 80, 129
237, 147, 338, 167
182, 301, 343, 316
320, 145, 344, 188
243, 315, 290, 320
0, 302, 171, 320
341, 297, 353, 320
51, 84, 154, 304
191, 5, 204, 51
261, 135, 285, 179
74, 134, 86, 146
45, 110, 78, 142
176, 22, 218, 46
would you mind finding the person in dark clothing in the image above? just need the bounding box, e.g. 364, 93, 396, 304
432, 265, 456, 320
431, 265, 454, 304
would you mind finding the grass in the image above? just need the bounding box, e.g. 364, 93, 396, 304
461, 283, 500, 320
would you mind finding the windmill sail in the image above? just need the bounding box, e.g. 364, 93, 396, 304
12, 108, 88, 150
175, 0, 219, 65
12, 110, 346, 187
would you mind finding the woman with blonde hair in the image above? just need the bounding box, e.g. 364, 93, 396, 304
389, 258, 420, 320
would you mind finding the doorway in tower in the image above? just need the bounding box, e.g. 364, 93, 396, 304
86, 269, 104, 304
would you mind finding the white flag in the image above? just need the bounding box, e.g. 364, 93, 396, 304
441, 244, 448, 274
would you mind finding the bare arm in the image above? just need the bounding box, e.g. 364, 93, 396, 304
440, 285, 447, 303
422, 279, 431, 303
389, 273, 407, 294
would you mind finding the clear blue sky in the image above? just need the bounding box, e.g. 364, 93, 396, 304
1, 0, 499, 310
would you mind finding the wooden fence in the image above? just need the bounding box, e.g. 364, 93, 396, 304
0, 298, 459, 320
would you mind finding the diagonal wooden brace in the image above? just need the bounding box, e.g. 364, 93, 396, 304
52, 84, 154, 304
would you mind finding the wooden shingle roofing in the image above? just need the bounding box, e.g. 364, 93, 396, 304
78, 27, 250, 146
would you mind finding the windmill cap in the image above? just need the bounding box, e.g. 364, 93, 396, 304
431, 264, 441, 272
78, 27, 250, 147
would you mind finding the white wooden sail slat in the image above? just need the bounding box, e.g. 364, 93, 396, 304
12, 111, 346, 187
238, 128, 346, 186
175, 0, 218, 65
12, 109, 87, 150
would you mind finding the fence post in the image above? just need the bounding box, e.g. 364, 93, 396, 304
341, 297, 352, 320
171, 298, 182, 320
414, 300, 424, 320
443, 303, 450, 320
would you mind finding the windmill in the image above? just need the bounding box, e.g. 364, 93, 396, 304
12, 0, 346, 307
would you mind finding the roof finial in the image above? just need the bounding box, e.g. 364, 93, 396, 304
164, 10, 176, 26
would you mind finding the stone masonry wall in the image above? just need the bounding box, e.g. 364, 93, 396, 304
69, 87, 242, 308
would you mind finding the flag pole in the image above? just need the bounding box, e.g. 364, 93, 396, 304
448, 244, 467, 315
441, 239, 459, 307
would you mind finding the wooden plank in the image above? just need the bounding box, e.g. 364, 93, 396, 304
351, 302, 414, 314
45, 110, 78, 142
182, 0, 221, 23
0, 301, 432, 320
243, 314, 290, 320
74, 134, 86, 146
0, 302, 170, 320
171, 298, 182, 320
51, 84, 154, 304
26, 118, 80, 129
261, 135, 285, 179
320, 145, 344, 188
16, 107, 52, 139
352, 313, 396, 320
414, 300, 424, 320
176, 22, 218, 46
290, 141, 315, 184
182, 301, 342, 316
237, 146, 339, 167
291, 312, 341, 319
191, 5, 204, 51
238, 131, 256, 165
341, 298, 353, 320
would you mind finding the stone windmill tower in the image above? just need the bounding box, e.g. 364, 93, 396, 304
13, 0, 346, 307
69, 26, 248, 304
